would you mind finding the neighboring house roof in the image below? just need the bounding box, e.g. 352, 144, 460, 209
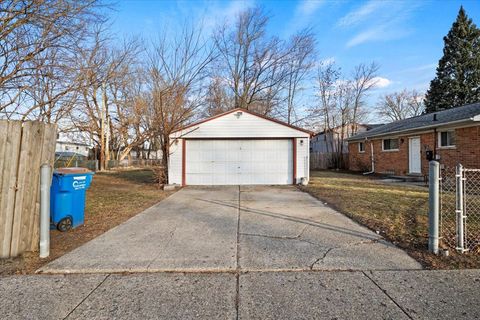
348, 102, 480, 141
313, 123, 382, 137
55, 152, 88, 160
56, 141, 91, 147
171, 107, 314, 136
365, 124, 385, 130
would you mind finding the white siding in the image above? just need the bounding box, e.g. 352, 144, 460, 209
186, 139, 293, 185
172, 112, 309, 139
295, 137, 310, 184
168, 138, 183, 185
168, 110, 311, 186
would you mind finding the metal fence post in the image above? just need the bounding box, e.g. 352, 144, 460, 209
456, 164, 465, 252
39, 164, 51, 258
428, 161, 440, 254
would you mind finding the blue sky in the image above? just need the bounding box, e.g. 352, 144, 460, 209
109, 0, 480, 117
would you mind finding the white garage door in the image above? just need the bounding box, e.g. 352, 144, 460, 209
186, 139, 293, 185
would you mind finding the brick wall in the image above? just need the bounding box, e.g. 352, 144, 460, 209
349, 125, 480, 175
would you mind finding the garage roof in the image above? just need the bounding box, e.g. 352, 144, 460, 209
171, 108, 313, 138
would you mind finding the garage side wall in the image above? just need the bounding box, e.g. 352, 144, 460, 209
295, 137, 310, 184
168, 138, 183, 185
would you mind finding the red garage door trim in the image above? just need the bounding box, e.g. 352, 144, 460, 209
182, 138, 186, 186
292, 138, 296, 184
181, 138, 297, 186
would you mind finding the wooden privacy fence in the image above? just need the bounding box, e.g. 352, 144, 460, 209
0, 120, 57, 258
310, 152, 349, 170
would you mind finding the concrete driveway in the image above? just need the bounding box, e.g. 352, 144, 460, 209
4, 186, 479, 319
39, 186, 420, 273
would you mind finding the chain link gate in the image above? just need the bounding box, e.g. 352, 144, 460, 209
440, 164, 480, 253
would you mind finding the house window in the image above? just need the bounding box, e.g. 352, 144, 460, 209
358, 142, 365, 153
382, 138, 399, 151
438, 130, 455, 147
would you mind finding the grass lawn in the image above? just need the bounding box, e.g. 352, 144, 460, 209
0, 169, 173, 275
301, 170, 480, 269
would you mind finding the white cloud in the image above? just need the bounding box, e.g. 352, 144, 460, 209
400, 63, 437, 74
283, 0, 325, 36
346, 22, 411, 47
198, 0, 256, 34
298, 0, 324, 16
338, 0, 423, 48
370, 76, 392, 89
337, 1, 388, 28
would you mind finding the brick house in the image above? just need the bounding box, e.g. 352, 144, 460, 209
347, 103, 480, 176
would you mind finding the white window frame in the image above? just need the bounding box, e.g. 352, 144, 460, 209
438, 130, 456, 148
358, 142, 365, 153
382, 138, 400, 152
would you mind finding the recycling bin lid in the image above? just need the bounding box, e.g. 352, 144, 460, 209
55, 167, 92, 175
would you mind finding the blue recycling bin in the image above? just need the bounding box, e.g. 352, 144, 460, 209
50, 167, 94, 232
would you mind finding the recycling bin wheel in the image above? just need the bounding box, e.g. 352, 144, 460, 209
57, 217, 73, 232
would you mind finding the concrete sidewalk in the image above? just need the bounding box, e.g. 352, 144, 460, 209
1, 186, 478, 319
39, 186, 420, 273
1, 270, 479, 319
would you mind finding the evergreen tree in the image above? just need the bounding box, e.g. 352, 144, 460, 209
425, 6, 480, 113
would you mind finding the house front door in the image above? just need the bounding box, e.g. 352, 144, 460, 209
409, 137, 421, 174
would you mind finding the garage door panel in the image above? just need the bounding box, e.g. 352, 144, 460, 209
186, 139, 293, 185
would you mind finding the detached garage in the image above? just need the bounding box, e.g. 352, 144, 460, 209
168, 108, 312, 186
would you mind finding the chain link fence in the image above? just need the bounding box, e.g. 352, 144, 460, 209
463, 168, 480, 253
440, 165, 480, 253
54, 159, 162, 171
440, 166, 457, 250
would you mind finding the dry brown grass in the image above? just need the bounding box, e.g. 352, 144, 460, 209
301, 170, 480, 269
0, 169, 173, 275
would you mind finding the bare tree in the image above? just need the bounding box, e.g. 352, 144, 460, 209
0, 0, 103, 118
20, 46, 81, 122
313, 61, 341, 137
377, 89, 425, 121
283, 30, 316, 124
203, 77, 232, 116
72, 28, 143, 170
213, 7, 291, 114
350, 62, 379, 134
311, 61, 377, 168
145, 24, 216, 179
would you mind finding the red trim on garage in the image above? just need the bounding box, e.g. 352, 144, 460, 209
292, 138, 297, 185
182, 137, 298, 185
171, 108, 313, 135
182, 139, 186, 186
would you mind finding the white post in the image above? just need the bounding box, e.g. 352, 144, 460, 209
428, 161, 440, 254
456, 164, 465, 252
39, 164, 51, 258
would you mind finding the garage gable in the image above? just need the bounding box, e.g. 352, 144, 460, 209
171, 108, 311, 139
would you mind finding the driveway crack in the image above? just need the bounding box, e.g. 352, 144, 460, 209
239, 226, 324, 247
362, 271, 414, 319
63, 274, 110, 319
240, 225, 308, 240
146, 226, 177, 270
309, 247, 335, 270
